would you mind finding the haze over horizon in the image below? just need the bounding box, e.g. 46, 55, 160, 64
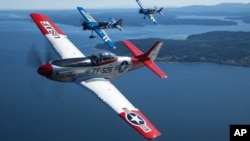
0, 0, 250, 9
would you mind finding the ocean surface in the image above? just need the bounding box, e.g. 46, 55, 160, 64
0, 10, 250, 141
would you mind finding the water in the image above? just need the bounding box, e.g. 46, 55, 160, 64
0, 10, 250, 141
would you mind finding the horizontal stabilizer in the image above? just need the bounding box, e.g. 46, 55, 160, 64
123, 40, 143, 56
123, 40, 167, 79
143, 60, 167, 78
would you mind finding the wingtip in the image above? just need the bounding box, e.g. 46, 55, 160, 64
119, 109, 161, 140
30, 13, 41, 18
162, 75, 167, 79
30, 12, 65, 35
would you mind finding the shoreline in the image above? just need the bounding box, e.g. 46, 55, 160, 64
96, 31, 250, 68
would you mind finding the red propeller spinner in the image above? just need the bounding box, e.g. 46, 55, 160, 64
37, 63, 52, 77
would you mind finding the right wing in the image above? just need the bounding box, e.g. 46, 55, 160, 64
77, 78, 161, 140
77, 7, 96, 22
94, 28, 116, 49
30, 13, 84, 59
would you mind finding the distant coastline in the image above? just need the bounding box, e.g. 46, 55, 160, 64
96, 31, 250, 67
1, 3, 250, 26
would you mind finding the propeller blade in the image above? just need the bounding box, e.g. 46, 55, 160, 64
154, 6, 158, 11
26, 44, 43, 67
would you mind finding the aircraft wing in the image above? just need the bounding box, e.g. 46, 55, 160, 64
94, 28, 116, 49
147, 14, 158, 25
30, 13, 85, 59
136, 0, 145, 9
76, 78, 161, 140
77, 7, 96, 22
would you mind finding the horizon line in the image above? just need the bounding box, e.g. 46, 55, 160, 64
0, 2, 249, 10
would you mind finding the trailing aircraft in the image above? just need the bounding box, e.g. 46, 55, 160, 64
30, 13, 166, 140
136, 0, 164, 25
77, 6, 123, 49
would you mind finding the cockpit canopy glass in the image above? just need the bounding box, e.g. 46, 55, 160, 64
51, 52, 117, 67
91, 52, 117, 65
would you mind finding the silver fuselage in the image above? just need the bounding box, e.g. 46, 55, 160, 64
47, 56, 133, 82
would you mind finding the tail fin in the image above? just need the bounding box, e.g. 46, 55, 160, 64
115, 19, 123, 26
114, 19, 123, 31
157, 7, 164, 16
123, 40, 167, 79
110, 18, 123, 31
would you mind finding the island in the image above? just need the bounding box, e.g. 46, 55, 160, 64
95, 31, 250, 67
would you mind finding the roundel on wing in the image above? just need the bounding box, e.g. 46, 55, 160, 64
118, 61, 128, 73
126, 112, 145, 126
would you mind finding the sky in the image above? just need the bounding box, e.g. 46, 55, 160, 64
0, 0, 249, 9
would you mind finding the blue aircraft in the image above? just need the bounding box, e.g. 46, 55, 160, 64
77, 7, 123, 49
136, 0, 164, 25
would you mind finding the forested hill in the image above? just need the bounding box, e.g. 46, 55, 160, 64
96, 31, 250, 67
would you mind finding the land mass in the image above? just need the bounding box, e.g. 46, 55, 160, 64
2, 3, 250, 26
225, 16, 250, 24
96, 31, 250, 67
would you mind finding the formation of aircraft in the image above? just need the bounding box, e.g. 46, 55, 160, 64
77, 1, 164, 48
77, 7, 122, 49
135, 0, 164, 25
30, 13, 166, 140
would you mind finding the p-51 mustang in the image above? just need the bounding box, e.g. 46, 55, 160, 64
30, 13, 166, 140
77, 6, 122, 49
136, 0, 164, 25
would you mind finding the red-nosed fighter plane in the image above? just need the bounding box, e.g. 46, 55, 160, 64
30, 13, 167, 140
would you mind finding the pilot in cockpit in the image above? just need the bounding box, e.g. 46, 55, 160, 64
91, 54, 101, 65
91, 52, 117, 66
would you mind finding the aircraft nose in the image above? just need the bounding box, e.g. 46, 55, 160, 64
37, 63, 52, 77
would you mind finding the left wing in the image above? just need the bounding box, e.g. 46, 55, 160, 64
77, 7, 116, 49
30, 13, 85, 59
147, 14, 158, 25
136, 0, 145, 9
76, 78, 161, 140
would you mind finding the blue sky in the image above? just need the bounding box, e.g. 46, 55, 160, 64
0, 0, 249, 9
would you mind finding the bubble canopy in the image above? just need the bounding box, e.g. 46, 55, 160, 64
51, 52, 117, 67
